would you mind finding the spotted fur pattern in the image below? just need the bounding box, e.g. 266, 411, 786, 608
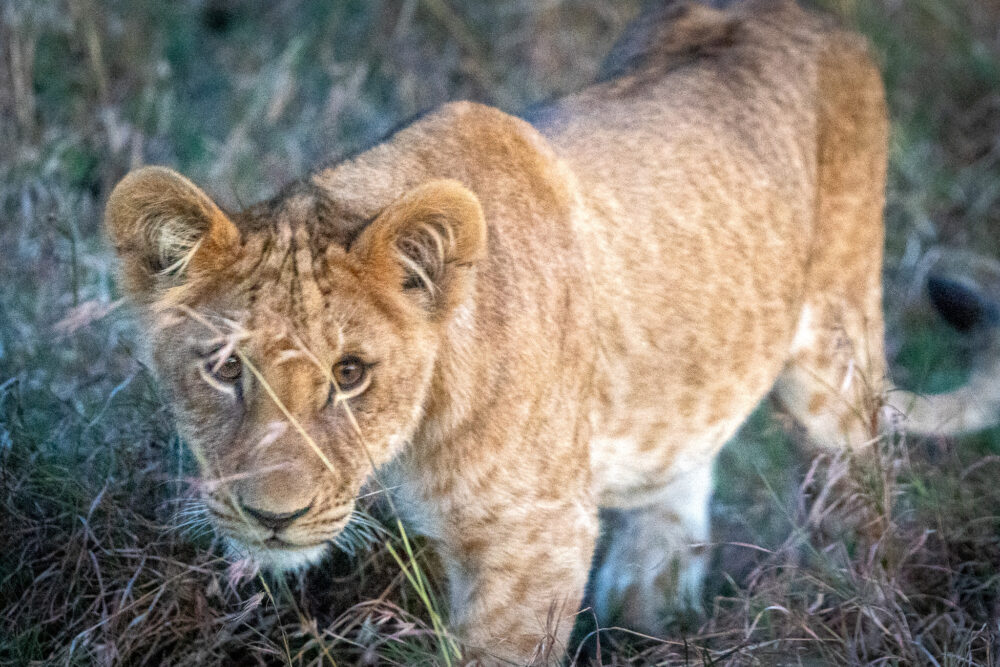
106, 1, 996, 664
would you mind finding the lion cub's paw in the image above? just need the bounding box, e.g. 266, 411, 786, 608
591, 508, 708, 634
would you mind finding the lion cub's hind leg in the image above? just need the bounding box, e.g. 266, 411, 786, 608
774, 298, 888, 451
772, 30, 890, 452
591, 461, 712, 633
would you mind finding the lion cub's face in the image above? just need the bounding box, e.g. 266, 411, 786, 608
151, 269, 433, 571
106, 168, 485, 572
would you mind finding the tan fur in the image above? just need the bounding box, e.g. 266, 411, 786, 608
105, 1, 996, 664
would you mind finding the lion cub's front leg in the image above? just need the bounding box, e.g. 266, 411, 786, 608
592, 461, 714, 633
428, 485, 598, 665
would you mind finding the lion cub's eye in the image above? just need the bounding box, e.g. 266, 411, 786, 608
212, 355, 243, 383
332, 356, 368, 393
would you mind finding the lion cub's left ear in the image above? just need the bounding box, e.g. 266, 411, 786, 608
105, 166, 239, 303
352, 179, 487, 318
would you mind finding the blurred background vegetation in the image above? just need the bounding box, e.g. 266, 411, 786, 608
2, 0, 1000, 664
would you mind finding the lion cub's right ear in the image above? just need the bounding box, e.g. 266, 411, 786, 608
351, 179, 487, 319
105, 166, 239, 302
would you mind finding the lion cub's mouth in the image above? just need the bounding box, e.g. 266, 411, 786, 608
259, 535, 327, 549
219, 511, 354, 574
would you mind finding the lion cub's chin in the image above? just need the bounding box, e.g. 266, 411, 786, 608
225, 538, 329, 574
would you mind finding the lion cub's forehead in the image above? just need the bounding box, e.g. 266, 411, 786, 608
227, 229, 382, 321
197, 240, 396, 362
227, 193, 357, 310
235, 183, 369, 256
177, 186, 407, 351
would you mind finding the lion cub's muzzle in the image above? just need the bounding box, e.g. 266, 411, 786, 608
230, 460, 316, 528
208, 459, 351, 572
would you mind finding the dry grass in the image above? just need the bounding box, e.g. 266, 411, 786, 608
2, 0, 1000, 664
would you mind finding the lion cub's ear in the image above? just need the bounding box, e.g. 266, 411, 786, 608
352, 179, 486, 317
105, 166, 239, 301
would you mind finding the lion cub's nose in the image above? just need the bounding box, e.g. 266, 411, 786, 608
240, 502, 311, 531
232, 460, 315, 532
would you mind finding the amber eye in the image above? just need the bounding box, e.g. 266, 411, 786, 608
212, 355, 242, 383
332, 356, 367, 392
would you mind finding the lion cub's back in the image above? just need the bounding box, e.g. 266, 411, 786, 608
531, 1, 878, 500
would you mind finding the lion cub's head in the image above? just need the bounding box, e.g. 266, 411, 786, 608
106, 166, 485, 572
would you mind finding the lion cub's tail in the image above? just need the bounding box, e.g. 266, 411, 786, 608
886, 251, 1000, 436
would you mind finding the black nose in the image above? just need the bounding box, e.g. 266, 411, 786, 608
240, 503, 311, 531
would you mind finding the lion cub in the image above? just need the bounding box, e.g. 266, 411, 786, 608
106, 1, 995, 664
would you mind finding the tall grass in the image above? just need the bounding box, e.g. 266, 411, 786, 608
2, 1, 999, 664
